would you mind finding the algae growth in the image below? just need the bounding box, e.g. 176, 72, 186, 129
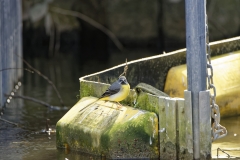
56, 97, 159, 159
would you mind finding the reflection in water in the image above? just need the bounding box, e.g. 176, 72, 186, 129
212, 116, 240, 159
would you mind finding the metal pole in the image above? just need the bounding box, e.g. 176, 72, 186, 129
185, 0, 207, 159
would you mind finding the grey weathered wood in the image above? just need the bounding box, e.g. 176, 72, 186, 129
158, 96, 166, 159
165, 97, 177, 159
184, 90, 193, 158
185, 0, 207, 158
0, 0, 2, 108
199, 91, 211, 159
177, 98, 186, 159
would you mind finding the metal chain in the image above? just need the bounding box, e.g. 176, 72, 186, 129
206, 16, 227, 141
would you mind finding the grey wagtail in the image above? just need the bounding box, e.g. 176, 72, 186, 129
99, 76, 130, 106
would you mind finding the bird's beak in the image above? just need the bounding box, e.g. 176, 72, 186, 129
122, 80, 128, 85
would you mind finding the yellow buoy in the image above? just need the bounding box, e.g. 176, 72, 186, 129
164, 51, 240, 118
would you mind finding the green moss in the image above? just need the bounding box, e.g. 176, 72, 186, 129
56, 123, 65, 148
134, 92, 160, 116
100, 132, 110, 150
56, 97, 159, 158
80, 81, 94, 98
99, 112, 158, 158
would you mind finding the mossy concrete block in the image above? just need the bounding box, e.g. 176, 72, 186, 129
134, 92, 159, 114
56, 96, 159, 159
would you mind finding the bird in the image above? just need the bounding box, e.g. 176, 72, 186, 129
99, 76, 130, 107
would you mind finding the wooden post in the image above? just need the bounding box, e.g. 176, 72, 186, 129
165, 98, 177, 159
159, 97, 167, 159
17, 0, 23, 79
0, 0, 22, 109
0, 0, 2, 108
199, 91, 211, 159
177, 98, 194, 159
184, 91, 194, 158
177, 98, 185, 156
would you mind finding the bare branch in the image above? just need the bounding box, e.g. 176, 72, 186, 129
5, 94, 52, 108
0, 117, 18, 126
14, 53, 65, 107
51, 7, 124, 51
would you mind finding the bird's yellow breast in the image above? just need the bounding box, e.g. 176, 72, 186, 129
101, 84, 130, 102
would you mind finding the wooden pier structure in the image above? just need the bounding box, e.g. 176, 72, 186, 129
0, 0, 22, 111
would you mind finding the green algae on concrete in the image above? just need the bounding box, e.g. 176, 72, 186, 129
56, 96, 159, 159
80, 80, 109, 99
134, 91, 166, 116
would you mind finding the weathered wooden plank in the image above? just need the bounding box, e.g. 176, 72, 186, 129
176, 98, 185, 158
184, 90, 194, 158
199, 91, 211, 159
158, 96, 166, 159
165, 97, 177, 159
176, 97, 194, 159
0, 0, 22, 109
0, 1, 2, 108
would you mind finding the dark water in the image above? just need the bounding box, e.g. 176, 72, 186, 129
0, 52, 240, 159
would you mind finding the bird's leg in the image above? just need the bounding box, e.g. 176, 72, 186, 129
116, 102, 122, 108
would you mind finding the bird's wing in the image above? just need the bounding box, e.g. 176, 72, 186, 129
100, 81, 121, 98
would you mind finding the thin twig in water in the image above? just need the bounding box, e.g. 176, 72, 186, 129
0, 117, 40, 131
5, 94, 52, 108
0, 117, 18, 126
14, 53, 65, 107
217, 147, 231, 158
51, 7, 124, 51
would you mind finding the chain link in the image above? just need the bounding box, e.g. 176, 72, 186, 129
206, 17, 227, 141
